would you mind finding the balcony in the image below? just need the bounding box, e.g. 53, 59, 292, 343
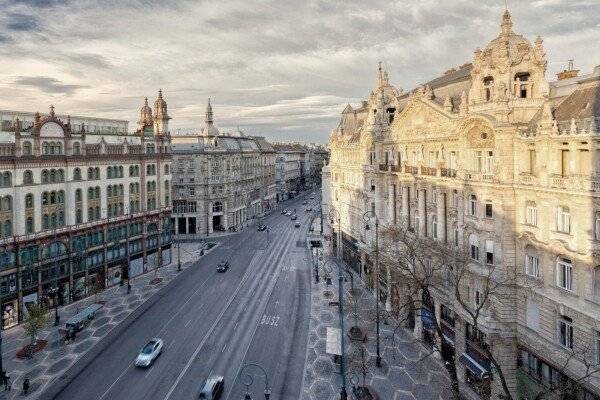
440, 168, 457, 178
518, 173, 537, 186
421, 166, 437, 176
379, 163, 389, 172
550, 175, 567, 189
390, 164, 401, 173
404, 165, 418, 174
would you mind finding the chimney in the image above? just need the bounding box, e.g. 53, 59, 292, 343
557, 59, 580, 80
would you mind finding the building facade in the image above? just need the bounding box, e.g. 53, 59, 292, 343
0, 91, 173, 329
327, 11, 600, 400
171, 100, 276, 235
274, 142, 329, 202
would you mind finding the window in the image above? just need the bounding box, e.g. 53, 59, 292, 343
525, 249, 540, 278
596, 331, 600, 365
469, 234, 479, 261
23, 170, 33, 185
25, 194, 34, 209
557, 206, 571, 234
453, 223, 459, 247
485, 240, 494, 265
558, 316, 573, 349
469, 194, 477, 216
73, 168, 81, 181
485, 200, 493, 218
22, 141, 32, 155
73, 142, 81, 155
431, 216, 438, 239
593, 266, 600, 300
526, 299, 540, 331
556, 258, 573, 291
483, 76, 494, 102
596, 212, 600, 241
526, 202, 538, 226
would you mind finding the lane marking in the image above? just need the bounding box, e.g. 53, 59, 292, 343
221, 344, 227, 353
184, 319, 192, 328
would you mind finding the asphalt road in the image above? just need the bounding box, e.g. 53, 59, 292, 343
52, 193, 317, 400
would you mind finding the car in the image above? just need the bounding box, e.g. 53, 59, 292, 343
198, 375, 224, 399
281, 209, 288, 215
135, 338, 163, 367
285, 211, 292, 216
257, 224, 267, 231
310, 196, 315, 200
294, 221, 301, 228
306, 208, 313, 212
302, 200, 308, 205
216, 261, 230, 273
291, 215, 298, 220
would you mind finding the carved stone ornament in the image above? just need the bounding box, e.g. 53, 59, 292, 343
464, 120, 495, 149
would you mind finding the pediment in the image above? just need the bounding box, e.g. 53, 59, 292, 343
392, 98, 456, 140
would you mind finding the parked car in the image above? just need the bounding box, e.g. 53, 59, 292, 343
257, 224, 267, 231
295, 221, 301, 228
306, 208, 313, 212
310, 196, 315, 200
198, 376, 224, 399
291, 215, 298, 220
281, 209, 287, 215
285, 211, 292, 216
135, 338, 163, 367
216, 261, 230, 273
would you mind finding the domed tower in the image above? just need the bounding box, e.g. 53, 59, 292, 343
201, 98, 220, 136
138, 97, 153, 131
153, 89, 171, 134
468, 10, 549, 122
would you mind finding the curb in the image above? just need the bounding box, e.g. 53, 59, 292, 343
37, 243, 220, 400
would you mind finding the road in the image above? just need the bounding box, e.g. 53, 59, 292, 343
51, 193, 317, 400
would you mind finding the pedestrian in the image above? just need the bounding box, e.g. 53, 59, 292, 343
127, 281, 131, 294
2, 371, 8, 391
6, 375, 11, 391
22, 378, 29, 395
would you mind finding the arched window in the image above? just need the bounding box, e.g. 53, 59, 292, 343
50, 191, 56, 204
94, 187, 100, 198
50, 169, 56, 183
1, 196, 11, 212
42, 170, 49, 184
57, 190, 64, 204
107, 166, 113, 179
43, 214, 49, 229
23, 170, 33, 185
22, 141, 32, 155
118, 166, 123, 177
119, 184, 124, 195
515, 72, 531, 98
469, 194, 477, 216
129, 166, 134, 176
42, 192, 49, 205
1, 172, 11, 187
75, 209, 82, 224
107, 186, 113, 197
75, 189, 82, 202
483, 76, 494, 102
87, 188, 94, 199
73, 168, 81, 181
58, 169, 64, 182
43, 142, 49, 154
95, 167, 100, 179
146, 144, 155, 154
3, 220, 11, 236
87, 167, 94, 180
213, 202, 223, 213
164, 180, 169, 190
164, 164, 170, 174
469, 234, 479, 261
431, 215, 438, 239
73, 142, 81, 155
25, 194, 34, 209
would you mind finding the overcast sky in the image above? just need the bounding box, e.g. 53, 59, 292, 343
0, 0, 598, 143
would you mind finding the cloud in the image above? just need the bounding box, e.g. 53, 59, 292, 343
13, 76, 87, 95
0, 0, 598, 143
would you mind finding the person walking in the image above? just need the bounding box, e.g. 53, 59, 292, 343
2, 371, 9, 391
22, 378, 30, 395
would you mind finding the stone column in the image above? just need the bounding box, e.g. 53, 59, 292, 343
401, 186, 409, 226
418, 189, 426, 235
437, 192, 447, 243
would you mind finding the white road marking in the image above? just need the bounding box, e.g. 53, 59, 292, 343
184, 319, 192, 328
221, 344, 227, 353
234, 321, 239, 331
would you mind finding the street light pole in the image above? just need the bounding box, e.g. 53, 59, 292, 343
239, 363, 271, 400
364, 211, 382, 368
338, 266, 348, 400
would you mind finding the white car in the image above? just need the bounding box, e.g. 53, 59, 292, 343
135, 338, 163, 367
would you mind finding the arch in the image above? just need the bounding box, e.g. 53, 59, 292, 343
22, 141, 32, 155
50, 169, 56, 183
75, 189, 82, 202
58, 169, 65, 182
42, 170, 49, 183
87, 167, 94, 179
23, 170, 33, 184
25, 193, 34, 209
1, 172, 11, 187
73, 142, 81, 155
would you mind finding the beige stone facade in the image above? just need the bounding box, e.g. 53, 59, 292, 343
327, 10, 600, 400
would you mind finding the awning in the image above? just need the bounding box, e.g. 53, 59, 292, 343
326, 327, 342, 356
458, 353, 490, 379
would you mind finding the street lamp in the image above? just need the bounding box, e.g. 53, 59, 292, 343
363, 210, 382, 368
329, 208, 342, 261
0, 245, 6, 379
48, 286, 60, 326
239, 363, 271, 400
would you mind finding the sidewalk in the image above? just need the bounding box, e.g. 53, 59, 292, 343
300, 253, 452, 400
0, 240, 219, 399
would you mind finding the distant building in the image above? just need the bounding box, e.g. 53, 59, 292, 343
0, 92, 173, 329
171, 100, 276, 235
273, 142, 329, 202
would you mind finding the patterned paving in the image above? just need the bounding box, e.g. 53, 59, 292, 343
0, 241, 217, 400
300, 256, 452, 400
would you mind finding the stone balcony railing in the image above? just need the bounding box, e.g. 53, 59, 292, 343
421, 166, 437, 176
440, 168, 457, 178
404, 165, 419, 174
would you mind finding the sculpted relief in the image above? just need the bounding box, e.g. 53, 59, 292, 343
392, 100, 456, 141
464, 120, 495, 149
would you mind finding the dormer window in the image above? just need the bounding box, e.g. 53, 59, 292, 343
515, 72, 531, 98
386, 107, 396, 124
483, 76, 494, 102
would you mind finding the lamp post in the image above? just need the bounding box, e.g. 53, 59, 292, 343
0, 245, 6, 378
239, 363, 271, 400
363, 210, 382, 368
177, 213, 182, 272
329, 208, 342, 262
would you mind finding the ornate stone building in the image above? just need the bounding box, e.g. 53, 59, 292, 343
171, 100, 276, 235
274, 142, 329, 202
0, 91, 173, 329
327, 10, 600, 399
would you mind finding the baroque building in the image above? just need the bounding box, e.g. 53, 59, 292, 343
171, 100, 276, 235
0, 91, 173, 329
327, 10, 600, 400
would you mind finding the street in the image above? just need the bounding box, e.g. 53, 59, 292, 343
50, 194, 315, 400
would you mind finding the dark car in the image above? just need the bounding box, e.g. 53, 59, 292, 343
305, 208, 312, 212
216, 261, 229, 273
257, 224, 267, 231
199, 375, 224, 399
294, 221, 301, 228
290, 215, 298, 221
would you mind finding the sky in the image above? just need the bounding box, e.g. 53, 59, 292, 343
0, 0, 598, 144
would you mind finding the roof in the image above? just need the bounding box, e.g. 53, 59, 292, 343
553, 81, 600, 121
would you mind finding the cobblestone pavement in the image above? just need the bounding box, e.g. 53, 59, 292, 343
300, 255, 452, 400
0, 241, 218, 400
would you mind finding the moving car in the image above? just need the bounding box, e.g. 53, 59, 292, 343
257, 224, 267, 231
310, 196, 315, 200
306, 208, 313, 212
135, 338, 163, 367
281, 209, 287, 215
216, 261, 230, 273
294, 221, 301, 228
198, 375, 224, 399
290, 215, 298, 220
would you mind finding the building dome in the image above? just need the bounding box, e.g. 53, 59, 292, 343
477, 10, 533, 67
154, 89, 168, 117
